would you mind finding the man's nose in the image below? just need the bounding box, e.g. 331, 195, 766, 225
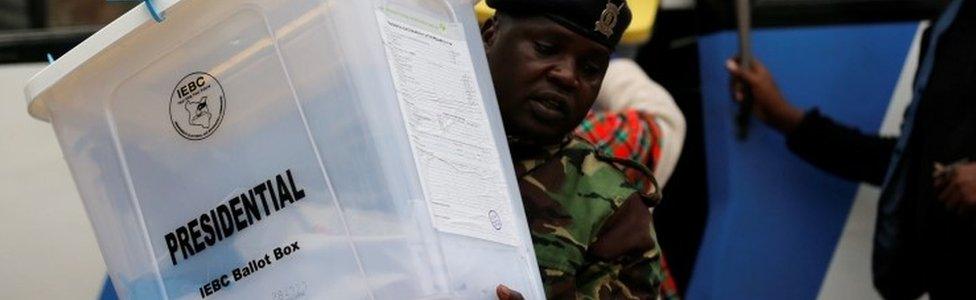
546, 57, 579, 92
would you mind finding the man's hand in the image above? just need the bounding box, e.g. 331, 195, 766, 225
935, 161, 976, 214
496, 285, 525, 300
725, 58, 804, 134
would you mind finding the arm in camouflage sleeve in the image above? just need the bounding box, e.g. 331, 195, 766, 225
519, 139, 666, 299
544, 193, 664, 300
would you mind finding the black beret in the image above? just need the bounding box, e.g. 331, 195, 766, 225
486, 0, 632, 49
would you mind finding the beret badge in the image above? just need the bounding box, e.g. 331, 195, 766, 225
595, 1, 625, 38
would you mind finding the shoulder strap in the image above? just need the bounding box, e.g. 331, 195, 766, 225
594, 152, 662, 207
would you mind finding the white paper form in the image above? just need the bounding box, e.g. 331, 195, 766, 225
376, 6, 518, 246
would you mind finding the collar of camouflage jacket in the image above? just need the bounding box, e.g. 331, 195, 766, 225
510, 136, 662, 207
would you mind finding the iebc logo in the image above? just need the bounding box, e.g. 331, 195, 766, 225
170, 72, 226, 140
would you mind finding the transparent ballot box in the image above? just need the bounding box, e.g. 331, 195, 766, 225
24, 0, 543, 298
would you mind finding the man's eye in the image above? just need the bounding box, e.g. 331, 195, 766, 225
581, 63, 602, 77
534, 41, 556, 55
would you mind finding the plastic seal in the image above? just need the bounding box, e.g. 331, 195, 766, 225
107, 0, 165, 22
144, 0, 165, 22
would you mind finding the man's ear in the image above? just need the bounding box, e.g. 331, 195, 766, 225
481, 15, 500, 48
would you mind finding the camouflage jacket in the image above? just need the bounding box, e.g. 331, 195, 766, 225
513, 137, 664, 299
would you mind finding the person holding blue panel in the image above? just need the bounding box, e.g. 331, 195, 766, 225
727, 0, 976, 298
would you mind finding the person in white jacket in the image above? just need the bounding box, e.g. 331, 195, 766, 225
577, 58, 686, 188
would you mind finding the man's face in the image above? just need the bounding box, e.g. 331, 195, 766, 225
482, 14, 611, 145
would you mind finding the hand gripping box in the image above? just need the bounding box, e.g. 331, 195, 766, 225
24, 0, 544, 298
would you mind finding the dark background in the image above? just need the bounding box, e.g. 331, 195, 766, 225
0, 0, 131, 63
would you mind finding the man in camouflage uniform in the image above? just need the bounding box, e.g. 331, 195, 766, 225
480, 1, 668, 299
